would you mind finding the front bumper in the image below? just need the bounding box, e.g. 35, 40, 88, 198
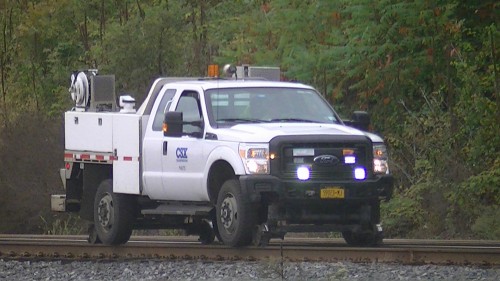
239, 174, 393, 232
240, 174, 393, 203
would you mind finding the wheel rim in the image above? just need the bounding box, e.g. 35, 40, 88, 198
97, 192, 114, 232
220, 193, 238, 234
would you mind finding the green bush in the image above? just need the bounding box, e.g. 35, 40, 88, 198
446, 160, 500, 238
471, 206, 500, 240
381, 193, 426, 238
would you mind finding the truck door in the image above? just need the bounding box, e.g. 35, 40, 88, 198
142, 87, 176, 198
161, 90, 208, 201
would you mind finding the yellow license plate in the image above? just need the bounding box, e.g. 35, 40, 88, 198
320, 187, 344, 199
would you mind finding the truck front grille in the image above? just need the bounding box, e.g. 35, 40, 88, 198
269, 135, 373, 181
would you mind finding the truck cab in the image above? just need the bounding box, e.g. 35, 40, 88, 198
53, 68, 393, 247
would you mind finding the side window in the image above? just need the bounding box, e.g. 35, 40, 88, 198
152, 89, 176, 131
175, 91, 203, 135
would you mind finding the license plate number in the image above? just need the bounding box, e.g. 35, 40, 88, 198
320, 187, 344, 199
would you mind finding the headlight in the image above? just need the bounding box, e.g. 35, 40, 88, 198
239, 143, 269, 174
373, 143, 389, 174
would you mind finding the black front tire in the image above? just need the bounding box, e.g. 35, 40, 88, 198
93, 179, 136, 245
216, 179, 256, 247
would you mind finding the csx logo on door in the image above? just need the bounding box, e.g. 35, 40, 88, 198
176, 147, 188, 159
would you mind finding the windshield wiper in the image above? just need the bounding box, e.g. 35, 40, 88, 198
217, 118, 267, 123
269, 118, 317, 123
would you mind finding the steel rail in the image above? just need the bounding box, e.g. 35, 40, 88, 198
2, 235, 500, 247
0, 235, 499, 266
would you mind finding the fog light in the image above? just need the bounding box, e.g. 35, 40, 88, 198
354, 167, 366, 180
247, 160, 259, 173
297, 166, 310, 181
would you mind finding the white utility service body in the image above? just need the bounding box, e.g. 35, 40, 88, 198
65, 112, 140, 195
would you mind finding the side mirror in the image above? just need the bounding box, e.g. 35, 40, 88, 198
163, 111, 183, 137
163, 111, 204, 137
345, 111, 370, 131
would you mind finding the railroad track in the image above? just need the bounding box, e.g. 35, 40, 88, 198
1, 235, 499, 266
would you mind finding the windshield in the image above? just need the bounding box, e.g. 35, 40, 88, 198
205, 87, 339, 127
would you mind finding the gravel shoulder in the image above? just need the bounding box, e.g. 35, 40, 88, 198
1, 259, 499, 281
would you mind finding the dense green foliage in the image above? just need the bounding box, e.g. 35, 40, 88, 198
0, 0, 498, 238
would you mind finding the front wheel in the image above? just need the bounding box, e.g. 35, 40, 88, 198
93, 179, 136, 245
216, 179, 256, 247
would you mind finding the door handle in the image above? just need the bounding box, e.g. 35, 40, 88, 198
163, 141, 168, 155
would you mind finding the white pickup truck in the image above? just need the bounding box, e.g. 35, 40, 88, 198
52, 66, 393, 247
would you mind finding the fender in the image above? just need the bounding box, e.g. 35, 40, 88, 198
204, 144, 245, 174
203, 144, 245, 183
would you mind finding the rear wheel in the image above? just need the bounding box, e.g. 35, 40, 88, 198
93, 179, 136, 245
216, 179, 256, 247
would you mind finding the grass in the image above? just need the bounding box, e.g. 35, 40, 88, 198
40, 214, 85, 235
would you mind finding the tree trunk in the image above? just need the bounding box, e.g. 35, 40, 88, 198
490, 28, 500, 124
100, 0, 105, 42
31, 32, 39, 112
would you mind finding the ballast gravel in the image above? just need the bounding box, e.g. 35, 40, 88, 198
0, 259, 499, 280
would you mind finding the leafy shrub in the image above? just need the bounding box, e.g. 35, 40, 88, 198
381, 193, 426, 238
446, 160, 500, 238
471, 206, 500, 240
